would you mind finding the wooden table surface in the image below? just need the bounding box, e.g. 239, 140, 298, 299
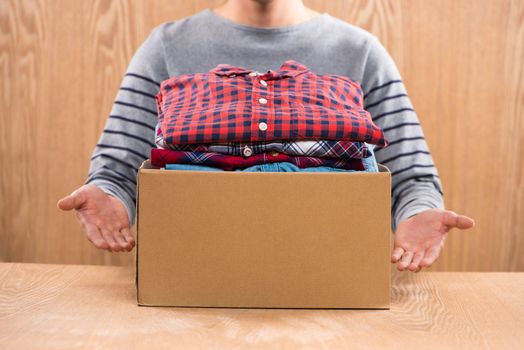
0, 263, 522, 349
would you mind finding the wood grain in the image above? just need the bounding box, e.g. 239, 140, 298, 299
1, 0, 523, 270
1, 263, 523, 349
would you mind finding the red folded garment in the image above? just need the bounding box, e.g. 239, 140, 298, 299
155, 60, 387, 146
150, 148, 365, 171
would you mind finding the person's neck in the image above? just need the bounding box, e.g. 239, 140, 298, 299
212, 0, 321, 28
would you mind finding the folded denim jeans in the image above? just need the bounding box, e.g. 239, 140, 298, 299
165, 162, 352, 172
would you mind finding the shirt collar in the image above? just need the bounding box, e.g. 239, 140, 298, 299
210, 60, 310, 79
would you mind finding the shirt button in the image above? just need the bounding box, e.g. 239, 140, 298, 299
259, 98, 268, 104
270, 150, 279, 157
249, 71, 259, 77
260, 80, 267, 86
258, 122, 268, 131
243, 146, 253, 157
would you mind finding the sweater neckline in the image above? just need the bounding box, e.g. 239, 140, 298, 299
202, 8, 328, 34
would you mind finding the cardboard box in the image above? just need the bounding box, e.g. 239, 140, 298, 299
136, 159, 391, 309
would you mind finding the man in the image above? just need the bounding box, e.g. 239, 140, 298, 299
57, 0, 475, 272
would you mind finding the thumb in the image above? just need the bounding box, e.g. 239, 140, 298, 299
442, 210, 475, 230
57, 189, 86, 211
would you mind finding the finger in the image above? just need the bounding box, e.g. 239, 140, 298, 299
100, 229, 120, 252
113, 230, 131, 251
408, 251, 425, 271
121, 227, 136, 247
391, 247, 404, 263
397, 251, 414, 271
419, 246, 441, 268
83, 223, 109, 250
442, 210, 475, 230
57, 189, 86, 211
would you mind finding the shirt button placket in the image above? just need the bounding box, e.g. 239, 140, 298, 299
252, 71, 271, 141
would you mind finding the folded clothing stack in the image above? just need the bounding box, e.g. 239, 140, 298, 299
151, 60, 387, 172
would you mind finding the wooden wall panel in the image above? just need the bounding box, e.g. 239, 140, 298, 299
396, 0, 524, 271
1, 0, 523, 271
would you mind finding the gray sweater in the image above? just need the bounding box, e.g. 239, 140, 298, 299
85, 8, 444, 232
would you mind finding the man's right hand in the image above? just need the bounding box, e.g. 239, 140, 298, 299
57, 185, 135, 252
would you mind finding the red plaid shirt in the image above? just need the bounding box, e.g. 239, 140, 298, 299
150, 148, 365, 171
155, 60, 387, 146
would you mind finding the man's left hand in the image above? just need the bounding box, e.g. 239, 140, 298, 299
391, 209, 475, 272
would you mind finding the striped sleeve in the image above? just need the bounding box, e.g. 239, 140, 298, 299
85, 25, 168, 227
361, 36, 445, 233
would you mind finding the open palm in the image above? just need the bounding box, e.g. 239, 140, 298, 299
391, 209, 475, 272
57, 185, 135, 252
